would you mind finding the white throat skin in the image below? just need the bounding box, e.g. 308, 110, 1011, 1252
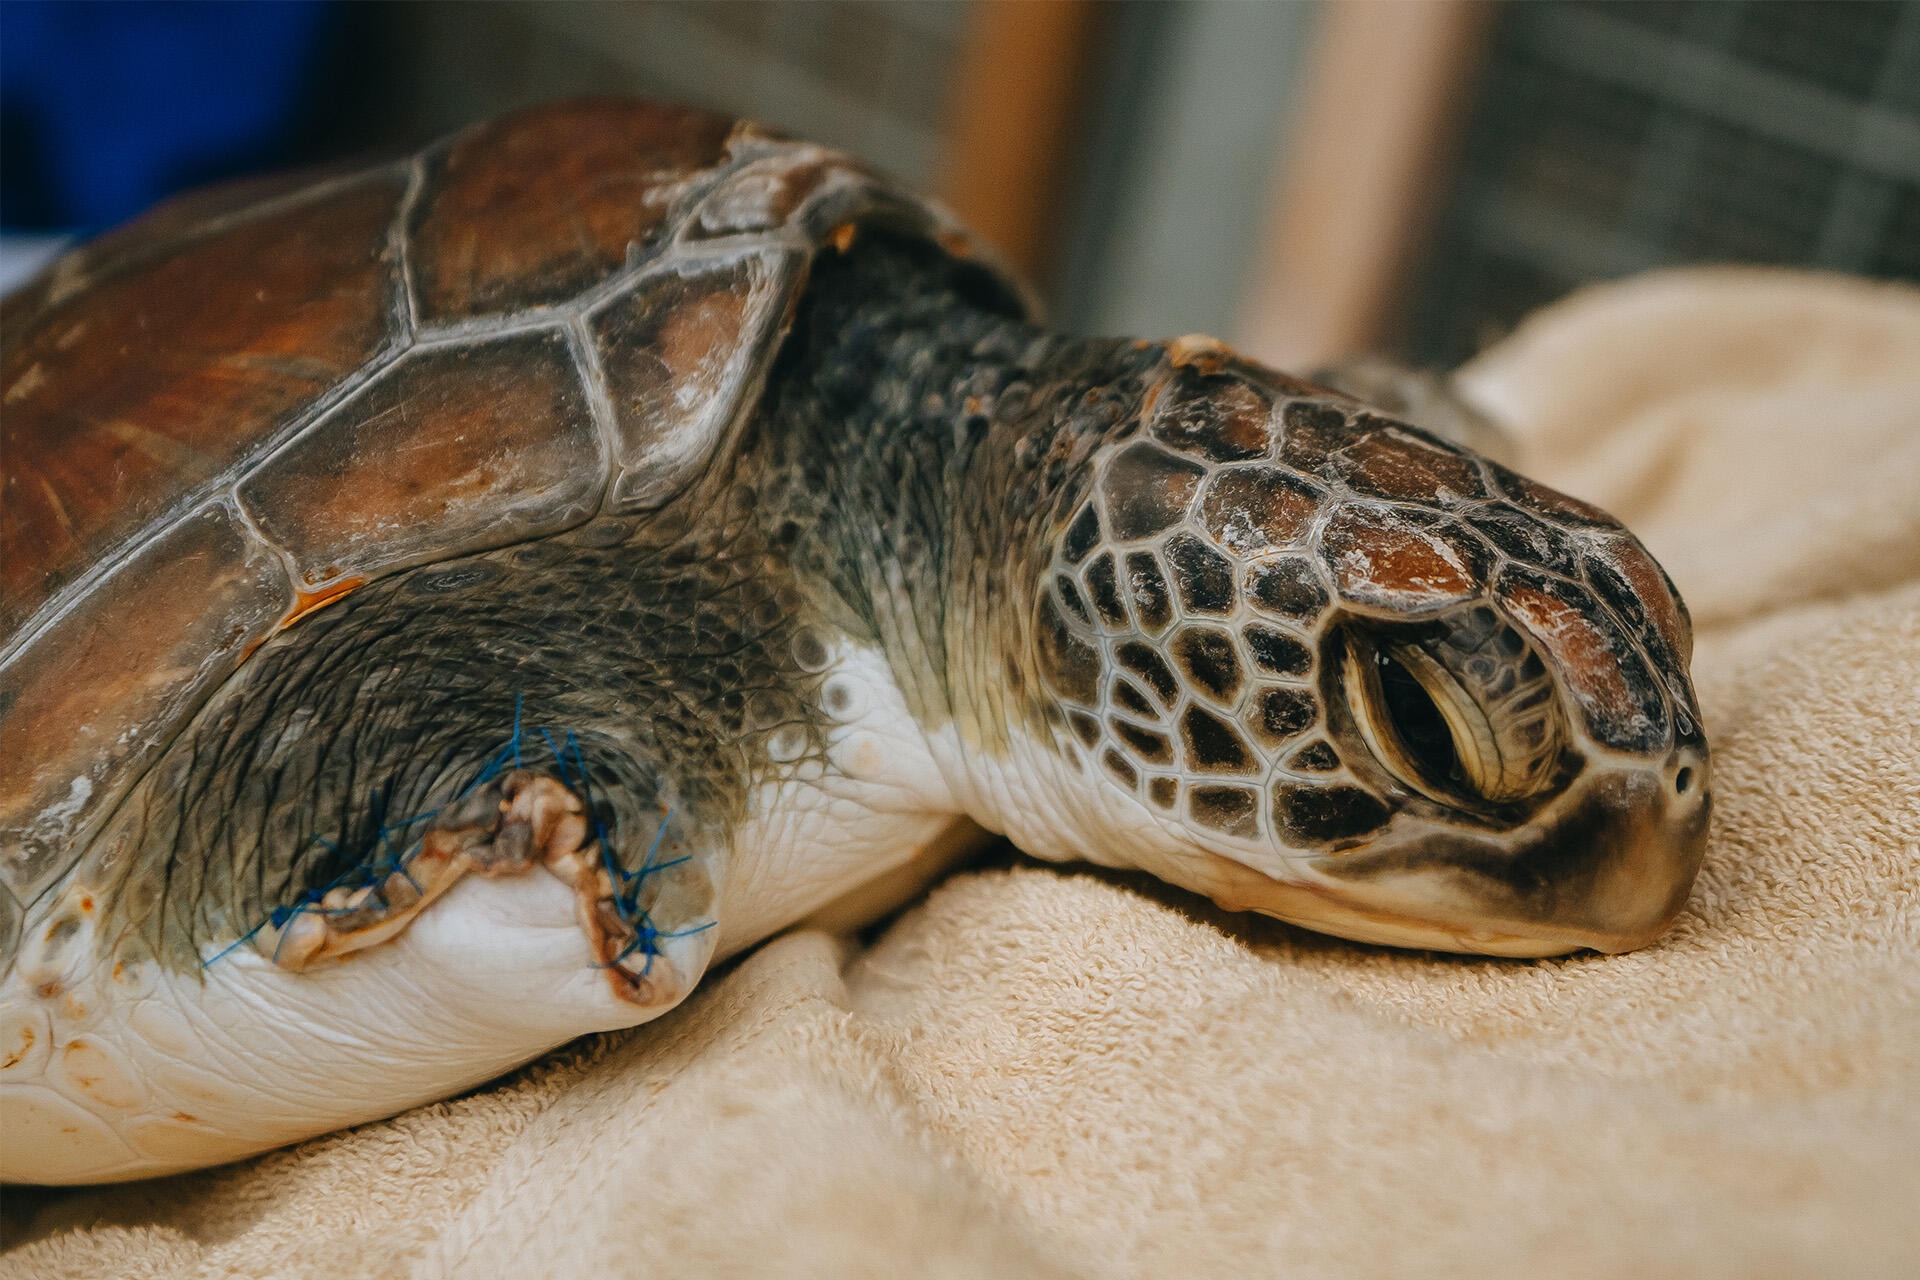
923, 712, 1222, 889
715, 641, 975, 956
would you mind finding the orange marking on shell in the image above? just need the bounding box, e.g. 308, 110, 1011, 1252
244, 575, 369, 660
1138, 377, 1166, 423
827, 222, 858, 253
279, 576, 365, 630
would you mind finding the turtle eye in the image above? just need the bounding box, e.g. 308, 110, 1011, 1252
1344, 635, 1473, 808
1373, 648, 1459, 789
1342, 627, 1563, 808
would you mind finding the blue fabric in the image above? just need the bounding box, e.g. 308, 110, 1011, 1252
1, 0, 329, 231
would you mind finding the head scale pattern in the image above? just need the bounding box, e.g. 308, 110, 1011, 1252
1030, 344, 1702, 857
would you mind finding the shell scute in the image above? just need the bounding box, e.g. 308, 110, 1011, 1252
0, 172, 403, 634
591, 247, 804, 512
238, 331, 603, 590
1487, 461, 1617, 527
1588, 535, 1694, 667
1276, 399, 1357, 475
690, 152, 840, 240
1332, 423, 1488, 503
1100, 442, 1206, 541
0, 507, 290, 898
1, 97, 1032, 935
407, 99, 737, 322
1148, 367, 1276, 463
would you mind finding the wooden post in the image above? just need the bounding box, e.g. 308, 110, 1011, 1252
1236, 0, 1496, 368
936, 0, 1102, 284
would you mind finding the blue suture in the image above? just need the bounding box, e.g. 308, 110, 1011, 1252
539, 728, 566, 783
205, 701, 709, 976
637, 813, 672, 878
564, 730, 589, 787
200, 918, 271, 970
598, 919, 716, 973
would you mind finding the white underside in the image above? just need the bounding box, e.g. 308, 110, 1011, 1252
0, 642, 976, 1183
0, 869, 693, 1183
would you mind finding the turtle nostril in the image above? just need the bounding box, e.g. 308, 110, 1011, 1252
1675, 766, 1695, 795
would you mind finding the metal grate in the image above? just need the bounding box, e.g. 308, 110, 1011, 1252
1403, 0, 1920, 366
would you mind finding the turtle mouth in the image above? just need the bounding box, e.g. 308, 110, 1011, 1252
1340, 609, 1568, 812
1295, 753, 1713, 956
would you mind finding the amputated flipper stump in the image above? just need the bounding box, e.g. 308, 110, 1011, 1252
252, 771, 713, 1011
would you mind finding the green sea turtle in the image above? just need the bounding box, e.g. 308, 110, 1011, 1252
0, 100, 1709, 1184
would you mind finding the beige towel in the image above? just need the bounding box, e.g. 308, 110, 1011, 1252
5, 267, 1917, 1280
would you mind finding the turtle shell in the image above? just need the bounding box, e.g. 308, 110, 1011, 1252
0, 98, 1030, 952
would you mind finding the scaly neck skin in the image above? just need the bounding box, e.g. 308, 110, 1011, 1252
745, 237, 1168, 855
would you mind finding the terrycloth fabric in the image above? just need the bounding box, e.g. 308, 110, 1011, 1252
4, 267, 1917, 1279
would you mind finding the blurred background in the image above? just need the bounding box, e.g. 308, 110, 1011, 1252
3, 0, 1916, 370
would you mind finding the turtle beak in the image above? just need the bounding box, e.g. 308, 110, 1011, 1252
1194, 747, 1711, 957
1297, 750, 1712, 955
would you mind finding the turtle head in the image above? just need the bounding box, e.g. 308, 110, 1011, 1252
1008, 346, 1709, 956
